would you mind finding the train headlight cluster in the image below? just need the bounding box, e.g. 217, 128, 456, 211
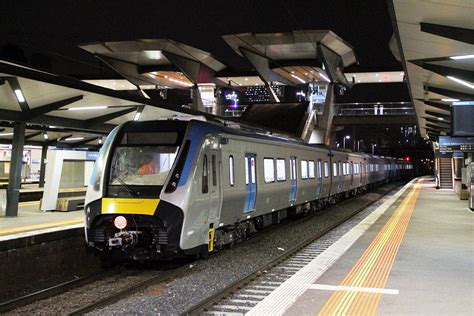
113, 216, 128, 230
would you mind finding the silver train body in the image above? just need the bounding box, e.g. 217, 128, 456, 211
84, 118, 413, 260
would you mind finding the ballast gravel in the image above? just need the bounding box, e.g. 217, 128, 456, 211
91, 183, 402, 315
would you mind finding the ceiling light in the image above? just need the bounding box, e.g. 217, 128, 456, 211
319, 73, 331, 83
441, 98, 459, 102
357, 80, 361, 83
447, 76, 474, 89
437, 117, 444, 121
64, 137, 84, 141
14, 89, 25, 103
68, 106, 108, 111
0, 132, 14, 137
375, 74, 379, 77
291, 74, 306, 84
378, 79, 382, 82
43, 132, 48, 140
133, 111, 141, 121
98, 138, 102, 144
449, 54, 474, 60
143, 50, 163, 60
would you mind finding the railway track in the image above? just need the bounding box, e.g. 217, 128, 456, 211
184, 185, 400, 315
0, 269, 122, 314
2, 184, 399, 315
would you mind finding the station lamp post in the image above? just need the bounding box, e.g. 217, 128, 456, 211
343, 135, 351, 148
372, 143, 377, 155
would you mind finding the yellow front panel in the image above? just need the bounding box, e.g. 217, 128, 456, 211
101, 198, 160, 216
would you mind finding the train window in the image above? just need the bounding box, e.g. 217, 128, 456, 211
276, 159, 286, 181
324, 161, 329, 178
317, 160, 322, 178
333, 162, 338, 177
339, 161, 343, 177
308, 161, 315, 179
264, 158, 275, 183
301, 160, 308, 179
212, 155, 217, 186
350, 162, 353, 175
229, 156, 235, 186
250, 157, 256, 184
202, 155, 209, 194
245, 157, 249, 185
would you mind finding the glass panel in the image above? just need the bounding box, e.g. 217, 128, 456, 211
333, 162, 338, 177
250, 157, 256, 184
229, 156, 234, 186
263, 158, 275, 183
324, 161, 329, 178
211, 155, 217, 186
202, 155, 208, 193
245, 157, 249, 185
308, 161, 315, 178
276, 159, 286, 181
301, 160, 308, 179
109, 146, 179, 186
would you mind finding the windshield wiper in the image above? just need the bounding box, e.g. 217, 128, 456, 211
115, 176, 137, 196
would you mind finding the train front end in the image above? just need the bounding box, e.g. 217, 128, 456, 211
84, 120, 191, 261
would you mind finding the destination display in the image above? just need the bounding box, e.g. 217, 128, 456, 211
439, 136, 474, 152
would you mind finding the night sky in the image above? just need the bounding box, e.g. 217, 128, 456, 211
0, 0, 401, 74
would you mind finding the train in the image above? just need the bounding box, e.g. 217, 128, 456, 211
84, 117, 413, 261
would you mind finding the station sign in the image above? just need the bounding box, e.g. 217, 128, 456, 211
439, 136, 474, 152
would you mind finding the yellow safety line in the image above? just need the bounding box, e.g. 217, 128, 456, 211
19, 201, 41, 207
317, 179, 422, 316
0, 218, 83, 236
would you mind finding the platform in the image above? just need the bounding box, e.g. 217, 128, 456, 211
0, 202, 83, 241
247, 177, 473, 315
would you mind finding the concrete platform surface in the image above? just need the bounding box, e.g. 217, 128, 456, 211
248, 177, 474, 315
0, 202, 83, 240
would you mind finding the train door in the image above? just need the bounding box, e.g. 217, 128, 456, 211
244, 153, 257, 213
317, 159, 323, 195
208, 149, 221, 221
289, 157, 297, 202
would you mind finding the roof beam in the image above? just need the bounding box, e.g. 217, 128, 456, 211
84, 107, 138, 128
0, 108, 115, 132
25, 131, 42, 140
423, 117, 450, 127
425, 85, 474, 100
425, 110, 450, 120
426, 122, 449, 132
46, 134, 72, 147
420, 22, 474, 45
25, 95, 83, 120
412, 62, 474, 83
425, 103, 450, 112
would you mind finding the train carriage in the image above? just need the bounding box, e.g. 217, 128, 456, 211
84, 118, 412, 261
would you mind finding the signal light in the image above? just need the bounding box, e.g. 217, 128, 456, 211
404, 156, 411, 162
113, 216, 127, 230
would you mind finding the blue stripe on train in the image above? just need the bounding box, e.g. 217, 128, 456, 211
178, 121, 222, 187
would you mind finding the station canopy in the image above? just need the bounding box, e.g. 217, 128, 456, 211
223, 30, 357, 86
0, 60, 184, 148
390, 0, 474, 139
79, 39, 227, 89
